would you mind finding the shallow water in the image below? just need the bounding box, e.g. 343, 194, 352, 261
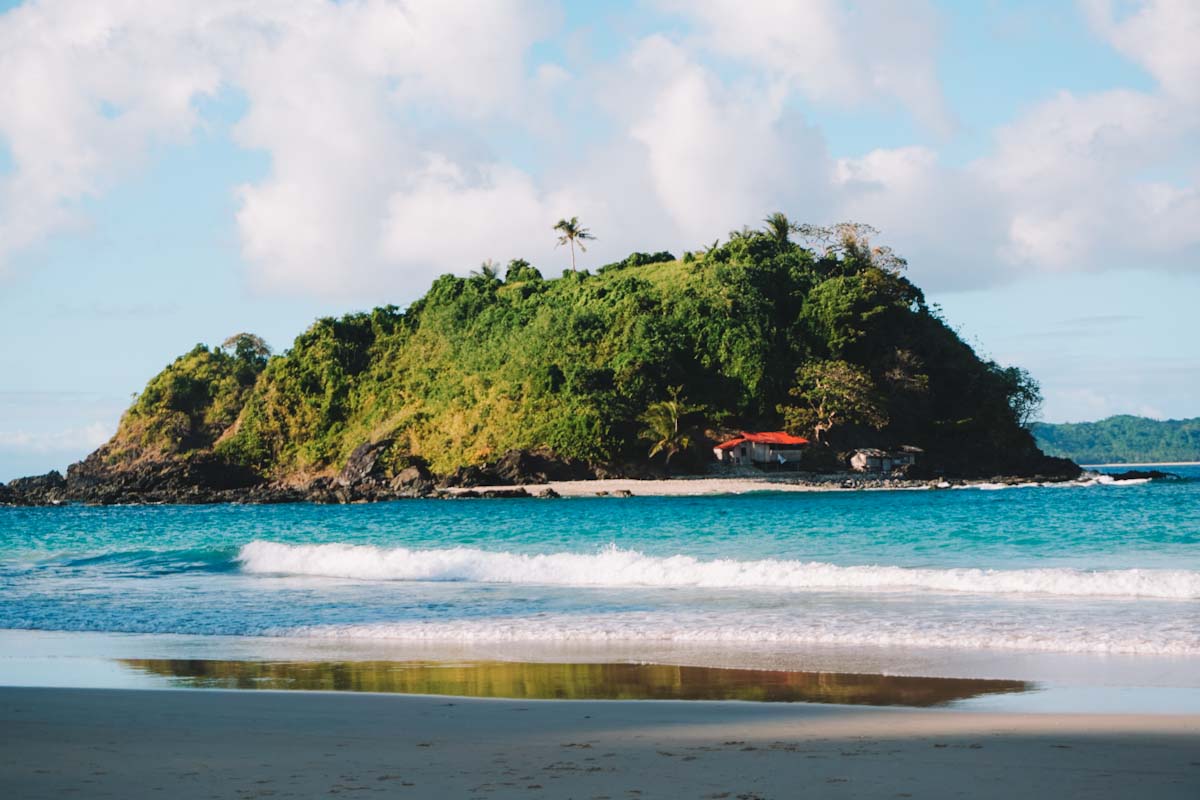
1, 467, 1197, 666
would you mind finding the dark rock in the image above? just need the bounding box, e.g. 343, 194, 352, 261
438, 464, 491, 489
535, 487, 561, 499
612, 489, 633, 498
390, 463, 435, 497
438, 448, 595, 488
489, 449, 594, 484
63, 449, 264, 505
392, 463, 431, 487
1107, 469, 1175, 481
478, 488, 532, 499
336, 440, 393, 487
6, 471, 68, 504
0, 482, 15, 505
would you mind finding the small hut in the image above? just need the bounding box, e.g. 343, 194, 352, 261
850, 445, 923, 473
713, 432, 809, 467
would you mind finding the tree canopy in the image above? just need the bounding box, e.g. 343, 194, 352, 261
779, 360, 888, 443
96, 217, 1054, 479
1034, 415, 1200, 464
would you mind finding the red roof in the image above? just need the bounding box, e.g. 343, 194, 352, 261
715, 431, 808, 449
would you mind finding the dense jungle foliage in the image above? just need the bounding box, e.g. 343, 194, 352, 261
102, 221, 1052, 479
1034, 415, 1200, 464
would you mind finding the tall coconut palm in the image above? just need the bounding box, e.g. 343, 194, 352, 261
553, 216, 595, 271
763, 211, 798, 245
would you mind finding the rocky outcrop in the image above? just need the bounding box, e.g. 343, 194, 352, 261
64, 449, 264, 505
1, 471, 68, 505
439, 448, 595, 488
336, 440, 393, 487
1106, 469, 1176, 481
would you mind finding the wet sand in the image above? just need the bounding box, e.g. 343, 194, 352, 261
2, 686, 1197, 799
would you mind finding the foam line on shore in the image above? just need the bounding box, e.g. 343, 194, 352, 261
289, 615, 1199, 655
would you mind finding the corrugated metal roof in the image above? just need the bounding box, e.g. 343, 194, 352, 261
715, 431, 809, 449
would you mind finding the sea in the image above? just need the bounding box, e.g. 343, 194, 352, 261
1, 466, 1197, 708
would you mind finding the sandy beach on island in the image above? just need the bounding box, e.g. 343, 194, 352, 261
2, 686, 1197, 799
447, 471, 1123, 498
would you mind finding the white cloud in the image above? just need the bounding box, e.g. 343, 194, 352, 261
1080, 0, 1200, 102
1, 0, 1198, 299
660, 0, 953, 133
827, 28, 1200, 288
0, 0, 561, 297
229, 0, 561, 296
621, 36, 830, 244
0, 422, 113, 454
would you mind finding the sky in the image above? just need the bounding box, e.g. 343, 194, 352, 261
0, 0, 1197, 481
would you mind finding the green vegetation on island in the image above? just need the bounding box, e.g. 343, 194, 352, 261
83, 216, 1066, 489
1033, 415, 1200, 464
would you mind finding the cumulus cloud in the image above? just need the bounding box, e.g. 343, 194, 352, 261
0, 0, 562, 297
661, 0, 953, 133
0, 0, 1198, 298
1081, 0, 1200, 103
826, 0, 1200, 288
620, 36, 830, 243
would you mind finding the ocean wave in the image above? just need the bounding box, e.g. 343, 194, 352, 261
237, 541, 1200, 599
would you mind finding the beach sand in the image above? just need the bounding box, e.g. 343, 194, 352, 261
454, 474, 931, 497
2, 686, 1197, 799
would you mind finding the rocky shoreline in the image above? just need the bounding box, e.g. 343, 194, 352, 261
0, 441, 1128, 507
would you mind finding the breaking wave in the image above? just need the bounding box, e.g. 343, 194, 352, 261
237, 541, 1200, 600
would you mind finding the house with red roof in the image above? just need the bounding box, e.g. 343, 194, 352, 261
713, 431, 809, 467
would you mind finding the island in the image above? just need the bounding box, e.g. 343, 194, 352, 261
1034, 415, 1200, 465
0, 219, 1079, 505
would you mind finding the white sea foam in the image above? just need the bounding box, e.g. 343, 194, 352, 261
287, 614, 1200, 656
237, 541, 1200, 599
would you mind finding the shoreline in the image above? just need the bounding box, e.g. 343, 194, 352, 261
8, 462, 1168, 505
445, 469, 1152, 498
1081, 461, 1200, 467
3, 686, 1197, 799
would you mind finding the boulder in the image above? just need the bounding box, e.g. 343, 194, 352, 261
438, 448, 595, 488
489, 449, 594, 484
478, 488, 532, 499
6, 470, 68, 504
1107, 469, 1175, 481
336, 439, 393, 487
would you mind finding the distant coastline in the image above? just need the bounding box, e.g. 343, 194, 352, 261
1034, 415, 1200, 465
1082, 461, 1200, 468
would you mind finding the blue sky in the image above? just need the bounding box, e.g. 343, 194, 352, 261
1, 0, 1197, 480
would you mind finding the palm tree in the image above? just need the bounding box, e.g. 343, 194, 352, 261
763, 211, 798, 245
638, 386, 696, 468
553, 217, 595, 271
470, 259, 500, 281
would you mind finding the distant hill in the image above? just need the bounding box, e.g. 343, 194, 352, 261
1033, 415, 1200, 464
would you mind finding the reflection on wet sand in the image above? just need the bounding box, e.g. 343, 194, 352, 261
120, 659, 1031, 707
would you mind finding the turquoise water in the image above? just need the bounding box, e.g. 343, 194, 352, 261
1, 468, 1197, 659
